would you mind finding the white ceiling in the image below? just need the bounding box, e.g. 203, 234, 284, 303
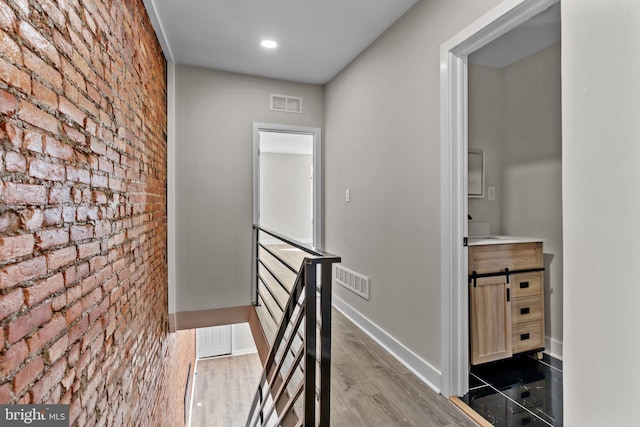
143, 0, 417, 85
469, 3, 560, 69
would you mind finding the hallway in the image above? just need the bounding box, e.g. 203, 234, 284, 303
189, 309, 473, 426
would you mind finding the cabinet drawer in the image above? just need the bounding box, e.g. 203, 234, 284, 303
512, 321, 544, 354
468, 242, 543, 274
511, 297, 543, 324
511, 271, 543, 299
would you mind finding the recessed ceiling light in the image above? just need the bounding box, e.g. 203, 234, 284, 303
260, 40, 278, 49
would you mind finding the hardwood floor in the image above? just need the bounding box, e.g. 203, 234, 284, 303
189, 309, 474, 427
331, 310, 475, 427
189, 353, 263, 427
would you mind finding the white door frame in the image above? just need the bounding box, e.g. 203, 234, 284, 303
252, 123, 323, 249
439, 0, 559, 397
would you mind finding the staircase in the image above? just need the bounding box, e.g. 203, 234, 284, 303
246, 226, 340, 427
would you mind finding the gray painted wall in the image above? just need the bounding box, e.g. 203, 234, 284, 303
324, 0, 502, 370
563, 0, 640, 424
174, 66, 324, 312
469, 43, 563, 358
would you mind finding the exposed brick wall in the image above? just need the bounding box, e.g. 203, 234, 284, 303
0, 0, 195, 425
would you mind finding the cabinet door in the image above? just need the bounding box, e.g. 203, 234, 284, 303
470, 276, 512, 365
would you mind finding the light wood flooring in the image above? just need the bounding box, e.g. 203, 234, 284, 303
189, 309, 474, 427
189, 353, 263, 427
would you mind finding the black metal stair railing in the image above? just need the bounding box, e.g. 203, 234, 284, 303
246, 225, 340, 427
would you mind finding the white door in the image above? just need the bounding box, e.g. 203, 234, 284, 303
196, 325, 232, 359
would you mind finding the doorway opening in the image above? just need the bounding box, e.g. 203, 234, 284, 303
440, 0, 561, 407
252, 123, 323, 248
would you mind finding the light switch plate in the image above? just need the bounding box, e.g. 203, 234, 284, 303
488, 186, 495, 201
345, 189, 350, 202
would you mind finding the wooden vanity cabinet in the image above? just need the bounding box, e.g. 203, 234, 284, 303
469, 242, 544, 365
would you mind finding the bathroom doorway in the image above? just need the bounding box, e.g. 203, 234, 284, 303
440, 0, 562, 405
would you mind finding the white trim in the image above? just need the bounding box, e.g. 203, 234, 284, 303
545, 336, 563, 361
439, 0, 559, 398
252, 123, 324, 249
332, 296, 441, 394
167, 62, 177, 331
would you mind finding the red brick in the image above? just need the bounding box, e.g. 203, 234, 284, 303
20, 208, 44, 231
59, 96, 86, 125
91, 173, 108, 188
0, 256, 47, 289
32, 80, 58, 109
13, 356, 44, 395
46, 246, 76, 271
62, 123, 86, 144
0, 87, 17, 114
28, 158, 66, 181
43, 334, 68, 364
1, 182, 47, 206
68, 314, 87, 344
0, 382, 11, 403
5, 150, 26, 172
70, 224, 93, 241
23, 129, 43, 153
0, 27, 21, 63
18, 101, 58, 135
7, 302, 52, 344
24, 273, 64, 307
48, 186, 71, 204
0, 56, 30, 92
39, 0, 65, 28
78, 241, 100, 259
18, 21, 60, 68
0, 234, 35, 262
13, 0, 28, 16
2, 122, 23, 148
61, 207, 75, 223
0, 340, 28, 376
35, 229, 68, 250
44, 136, 74, 160
0, 211, 20, 234
30, 356, 66, 402
43, 208, 62, 226
26, 313, 65, 354
0, 1, 17, 31
23, 48, 62, 91
0, 287, 23, 321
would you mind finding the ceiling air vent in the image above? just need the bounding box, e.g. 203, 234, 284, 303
270, 94, 302, 113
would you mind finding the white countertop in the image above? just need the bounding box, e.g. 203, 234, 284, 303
468, 235, 544, 246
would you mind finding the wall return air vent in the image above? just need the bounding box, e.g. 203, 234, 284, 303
270, 94, 303, 113
334, 265, 370, 300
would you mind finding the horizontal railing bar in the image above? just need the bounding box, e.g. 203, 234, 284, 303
257, 291, 278, 325
258, 275, 285, 313
255, 224, 338, 258
258, 242, 299, 275
257, 258, 292, 295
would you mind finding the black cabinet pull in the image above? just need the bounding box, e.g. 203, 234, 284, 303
521, 390, 531, 399
520, 333, 530, 340
520, 281, 530, 288
522, 417, 532, 425
506, 288, 510, 302
520, 307, 530, 315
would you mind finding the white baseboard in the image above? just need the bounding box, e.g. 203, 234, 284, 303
332, 296, 442, 394
545, 336, 563, 361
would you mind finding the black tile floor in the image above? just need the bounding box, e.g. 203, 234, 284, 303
462, 354, 563, 427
